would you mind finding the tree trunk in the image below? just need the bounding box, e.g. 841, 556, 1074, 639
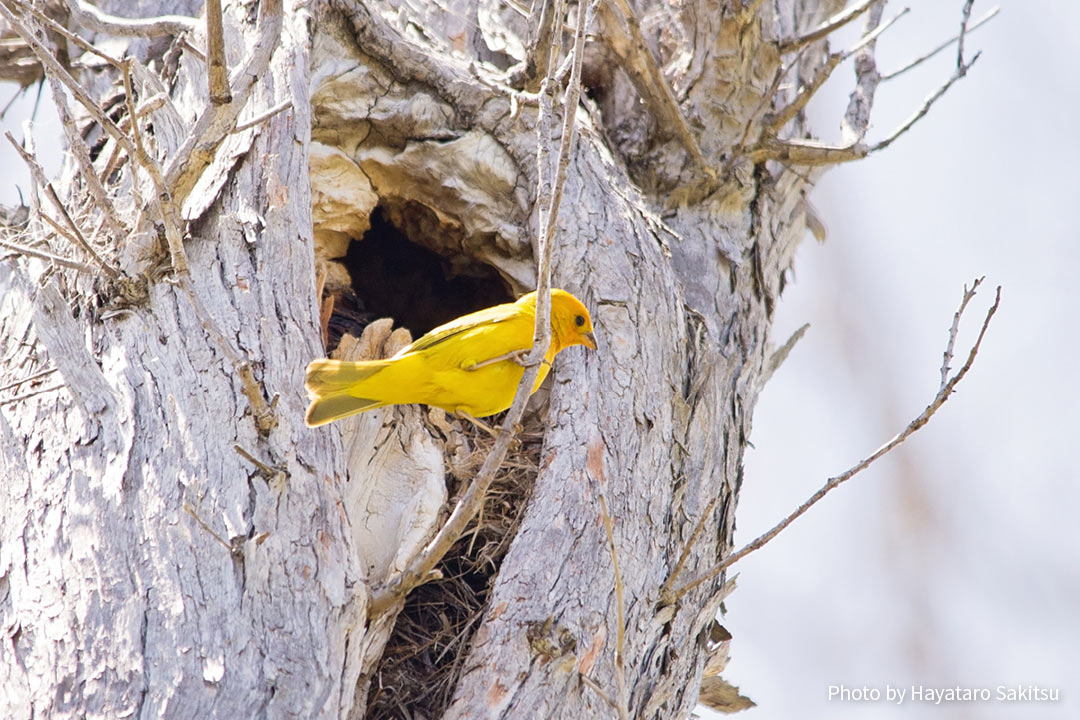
1, 0, 854, 718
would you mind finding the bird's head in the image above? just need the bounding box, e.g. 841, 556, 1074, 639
549, 288, 596, 351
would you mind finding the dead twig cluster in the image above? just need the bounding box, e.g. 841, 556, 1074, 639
748, 0, 993, 167
0, 0, 289, 434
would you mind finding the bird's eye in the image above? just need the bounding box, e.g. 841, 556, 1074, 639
575, 314, 585, 327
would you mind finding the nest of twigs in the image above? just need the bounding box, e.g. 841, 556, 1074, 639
365, 412, 544, 719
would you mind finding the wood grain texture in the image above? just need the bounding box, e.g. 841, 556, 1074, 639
0, 0, 837, 717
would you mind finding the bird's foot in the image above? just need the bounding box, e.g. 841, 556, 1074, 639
455, 411, 498, 438
463, 349, 530, 371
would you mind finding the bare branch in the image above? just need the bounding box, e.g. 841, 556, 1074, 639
882, 5, 998, 81
0, 0, 189, 274
667, 281, 1002, 603
0, 382, 66, 406
840, 2, 885, 144
119, 60, 148, 211
762, 8, 906, 138
66, 0, 197, 37
233, 99, 292, 133
762, 52, 842, 136
658, 496, 717, 598
175, 279, 278, 435
868, 51, 980, 155
940, 277, 982, 391
233, 443, 287, 483
777, 0, 882, 53
46, 72, 127, 239
163, 0, 283, 210
183, 503, 239, 556
204, 0, 232, 104
12, 0, 122, 68
762, 322, 810, 386
597, 0, 710, 176
0, 367, 57, 394
5, 131, 121, 279
368, 0, 594, 617
0, 236, 97, 273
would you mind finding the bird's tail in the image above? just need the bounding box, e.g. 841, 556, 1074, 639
304, 359, 388, 427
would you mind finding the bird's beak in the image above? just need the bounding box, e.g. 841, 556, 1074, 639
581, 331, 597, 350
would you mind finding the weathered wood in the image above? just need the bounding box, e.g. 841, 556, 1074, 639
0, 0, 873, 718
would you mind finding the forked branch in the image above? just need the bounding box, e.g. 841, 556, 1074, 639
663, 279, 1002, 604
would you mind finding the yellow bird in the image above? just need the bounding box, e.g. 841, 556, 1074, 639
304, 288, 596, 427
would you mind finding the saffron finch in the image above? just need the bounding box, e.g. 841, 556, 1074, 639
304, 288, 596, 427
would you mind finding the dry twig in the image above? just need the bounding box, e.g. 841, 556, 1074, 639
0, 367, 57, 394
597, 0, 710, 175
777, 0, 881, 53
5, 131, 121, 279
0, 236, 96, 274
205, 0, 232, 104
233, 100, 292, 133
66, 0, 197, 37
882, 5, 999, 81
751, 0, 986, 167
368, 0, 593, 617
664, 279, 1001, 603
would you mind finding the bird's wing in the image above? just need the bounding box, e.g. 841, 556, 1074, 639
395, 301, 526, 356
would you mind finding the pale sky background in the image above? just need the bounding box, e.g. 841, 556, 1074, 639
2, 1, 1075, 718
725, 1, 1078, 718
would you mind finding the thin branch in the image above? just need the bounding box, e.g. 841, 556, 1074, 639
204, 0, 232, 104
233, 443, 287, 482
868, 51, 980, 155
0, 236, 97, 273
0, 367, 57, 394
0, 383, 66, 406
840, 2, 885, 144
940, 277, 982, 391
46, 69, 127, 239
658, 496, 717, 598
367, 0, 593, 618
727, 49, 804, 169
12, 0, 123, 68
579, 673, 617, 709
119, 60, 147, 211
882, 5, 998, 81
761, 322, 810, 387
761, 8, 906, 139
956, 0, 976, 72
176, 280, 277, 435
666, 281, 1002, 604
183, 503, 240, 556
763, 52, 842, 136
597, 0, 710, 176
233, 99, 292, 133
66, 0, 197, 37
5, 131, 121, 279
0, 0, 189, 274
750, 28, 983, 170
777, 0, 881, 53
599, 495, 629, 720
163, 0, 283, 210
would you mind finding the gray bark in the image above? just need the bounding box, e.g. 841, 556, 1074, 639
1, 0, 835, 718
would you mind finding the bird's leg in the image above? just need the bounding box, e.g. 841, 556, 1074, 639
462, 349, 529, 371
455, 411, 498, 438
454, 411, 525, 447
